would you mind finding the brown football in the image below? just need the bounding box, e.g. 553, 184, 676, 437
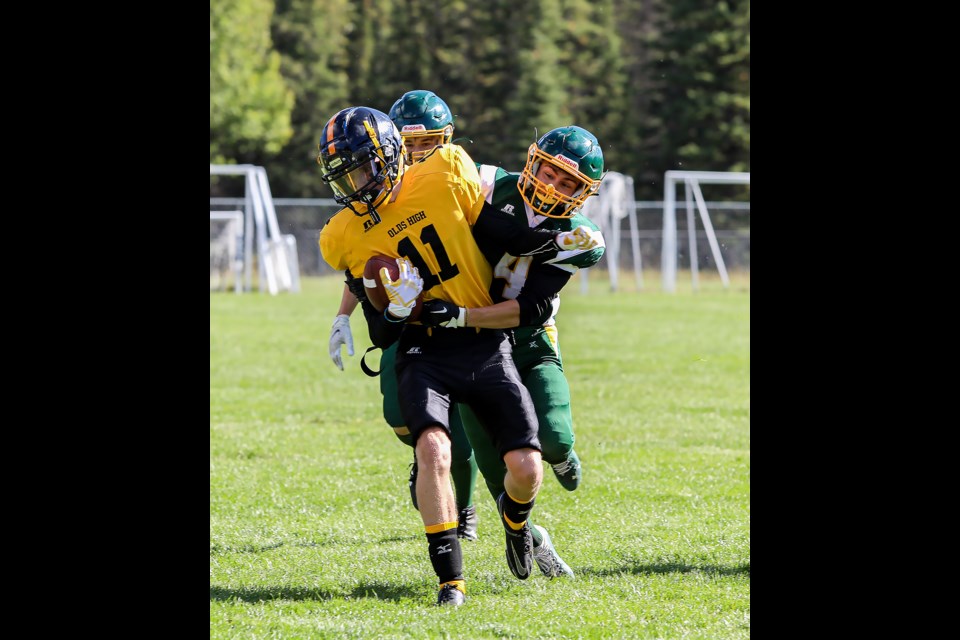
363, 254, 424, 322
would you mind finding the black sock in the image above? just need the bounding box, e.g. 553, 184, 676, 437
426, 528, 463, 584
500, 492, 535, 530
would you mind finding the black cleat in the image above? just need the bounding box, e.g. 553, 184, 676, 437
408, 455, 419, 511
436, 583, 465, 606
497, 493, 533, 580
458, 505, 478, 541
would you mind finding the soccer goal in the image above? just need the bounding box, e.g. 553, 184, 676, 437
661, 170, 750, 292
209, 164, 300, 294
210, 211, 243, 293
579, 171, 643, 292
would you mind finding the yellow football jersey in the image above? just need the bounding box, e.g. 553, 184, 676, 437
319, 145, 495, 310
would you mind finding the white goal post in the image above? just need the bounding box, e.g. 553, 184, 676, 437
661, 170, 750, 292
578, 171, 643, 292
209, 164, 300, 294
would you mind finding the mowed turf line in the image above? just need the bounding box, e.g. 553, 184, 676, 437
210, 271, 750, 639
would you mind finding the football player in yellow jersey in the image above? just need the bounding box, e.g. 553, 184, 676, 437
327, 91, 481, 546
317, 106, 599, 606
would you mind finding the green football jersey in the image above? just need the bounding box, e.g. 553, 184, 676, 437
475, 163, 604, 344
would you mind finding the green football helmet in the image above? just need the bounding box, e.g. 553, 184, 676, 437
518, 125, 604, 218
388, 90, 455, 163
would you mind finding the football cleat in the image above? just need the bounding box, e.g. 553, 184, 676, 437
532, 524, 575, 578
458, 505, 478, 541
408, 455, 419, 511
551, 450, 582, 491
497, 493, 533, 580
436, 582, 466, 606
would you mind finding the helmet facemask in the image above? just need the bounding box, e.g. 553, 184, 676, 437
399, 124, 453, 164
518, 143, 601, 218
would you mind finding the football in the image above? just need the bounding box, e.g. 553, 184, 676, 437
363, 254, 424, 322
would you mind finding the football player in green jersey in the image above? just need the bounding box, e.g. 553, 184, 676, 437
327, 91, 480, 543
317, 106, 599, 606
420, 125, 606, 578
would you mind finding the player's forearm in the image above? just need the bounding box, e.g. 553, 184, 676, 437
337, 283, 360, 316
463, 300, 521, 329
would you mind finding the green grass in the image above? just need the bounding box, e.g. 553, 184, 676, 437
210, 271, 750, 639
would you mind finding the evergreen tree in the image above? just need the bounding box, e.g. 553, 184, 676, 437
644, 0, 750, 199
210, 0, 294, 167
554, 0, 629, 177
268, 0, 351, 197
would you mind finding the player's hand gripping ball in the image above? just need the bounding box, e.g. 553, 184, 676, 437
363, 255, 424, 321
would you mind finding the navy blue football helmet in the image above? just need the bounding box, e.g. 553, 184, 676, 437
317, 106, 404, 224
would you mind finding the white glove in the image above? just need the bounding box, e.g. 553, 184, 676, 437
381, 257, 423, 320
555, 225, 602, 251
329, 314, 354, 371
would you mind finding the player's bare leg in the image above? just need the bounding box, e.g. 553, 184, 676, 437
415, 426, 465, 605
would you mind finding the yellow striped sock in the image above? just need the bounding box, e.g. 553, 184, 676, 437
440, 580, 465, 595
424, 521, 458, 534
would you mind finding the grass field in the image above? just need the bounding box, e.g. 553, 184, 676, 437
210, 271, 750, 639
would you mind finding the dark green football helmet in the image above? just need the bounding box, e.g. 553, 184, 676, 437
388, 90, 455, 163
518, 125, 604, 218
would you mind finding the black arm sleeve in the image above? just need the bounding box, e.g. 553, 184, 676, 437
360, 297, 406, 348
514, 264, 573, 327
344, 272, 368, 303
473, 201, 560, 256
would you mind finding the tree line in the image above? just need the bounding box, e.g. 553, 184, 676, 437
210, 0, 750, 202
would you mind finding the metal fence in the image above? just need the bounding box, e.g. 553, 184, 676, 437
210, 197, 750, 281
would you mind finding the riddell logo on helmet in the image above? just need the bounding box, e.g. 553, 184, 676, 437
554, 154, 579, 172
402, 124, 427, 132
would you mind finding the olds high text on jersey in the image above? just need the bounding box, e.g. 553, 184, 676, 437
386, 210, 427, 237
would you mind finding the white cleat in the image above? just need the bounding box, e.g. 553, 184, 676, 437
532, 524, 575, 578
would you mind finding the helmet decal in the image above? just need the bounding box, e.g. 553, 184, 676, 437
553, 154, 580, 173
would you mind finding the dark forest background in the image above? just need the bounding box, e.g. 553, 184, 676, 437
210, 0, 749, 202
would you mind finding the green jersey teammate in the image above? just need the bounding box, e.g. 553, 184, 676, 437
420, 125, 606, 578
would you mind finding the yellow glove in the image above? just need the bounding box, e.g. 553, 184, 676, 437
381, 257, 423, 320
555, 225, 603, 251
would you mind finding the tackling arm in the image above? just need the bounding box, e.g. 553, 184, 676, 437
421, 263, 571, 329
473, 201, 600, 256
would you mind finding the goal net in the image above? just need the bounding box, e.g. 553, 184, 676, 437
579, 171, 643, 292
210, 211, 243, 292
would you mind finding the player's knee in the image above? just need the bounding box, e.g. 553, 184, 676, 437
503, 448, 543, 488
416, 426, 452, 471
